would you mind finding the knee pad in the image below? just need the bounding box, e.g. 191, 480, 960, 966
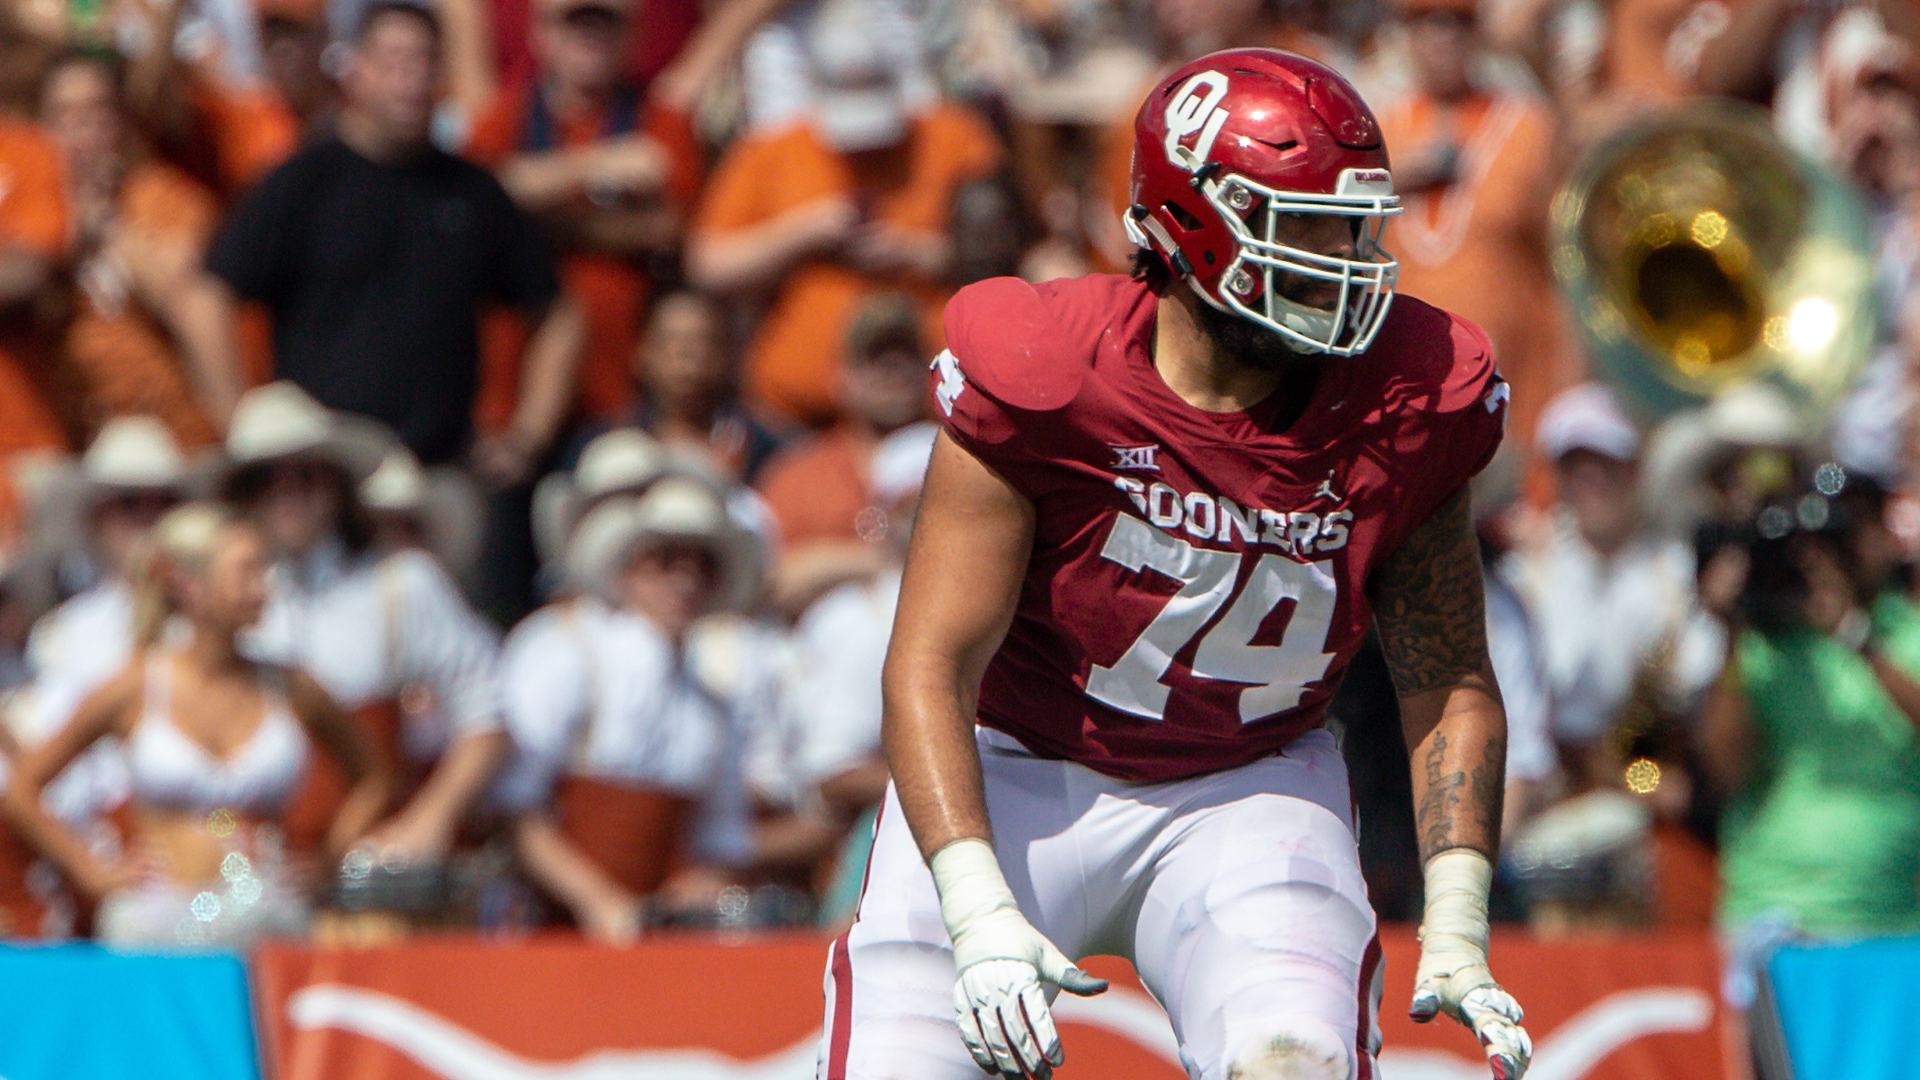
1225, 1020, 1353, 1080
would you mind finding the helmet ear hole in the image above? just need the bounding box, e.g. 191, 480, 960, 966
1162, 201, 1206, 232
1202, 250, 1216, 265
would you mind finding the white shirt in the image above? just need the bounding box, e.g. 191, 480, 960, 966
14, 581, 135, 823
755, 569, 898, 806
245, 543, 501, 748
1503, 517, 1706, 745
493, 599, 729, 810
27, 580, 135, 714
1484, 567, 1556, 784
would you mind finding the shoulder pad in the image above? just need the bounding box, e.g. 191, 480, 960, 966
943, 276, 1138, 412
1374, 296, 1505, 418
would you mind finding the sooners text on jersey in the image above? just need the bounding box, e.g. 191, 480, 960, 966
933, 274, 1506, 782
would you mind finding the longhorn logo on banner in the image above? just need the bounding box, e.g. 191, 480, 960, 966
254, 930, 1728, 1080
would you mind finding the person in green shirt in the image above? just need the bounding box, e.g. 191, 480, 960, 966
1701, 478, 1920, 944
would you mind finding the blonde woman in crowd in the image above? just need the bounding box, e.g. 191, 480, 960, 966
0, 417, 187, 936
2, 503, 392, 945
496, 478, 755, 941
219, 383, 507, 859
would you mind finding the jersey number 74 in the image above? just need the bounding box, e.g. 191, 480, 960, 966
1086, 513, 1339, 723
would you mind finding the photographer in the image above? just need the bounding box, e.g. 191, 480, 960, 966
1699, 470, 1920, 1008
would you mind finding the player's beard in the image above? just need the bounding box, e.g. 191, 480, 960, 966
1193, 294, 1319, 377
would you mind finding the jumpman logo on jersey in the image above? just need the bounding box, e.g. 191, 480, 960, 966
1313, 470, 1341, 503
1111, 444, 1162, 471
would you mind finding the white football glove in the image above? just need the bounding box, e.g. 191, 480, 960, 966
1410, 849, 1533, 1080
931, 838, 1108, 1078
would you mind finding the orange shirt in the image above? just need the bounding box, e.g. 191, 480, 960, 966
694, 105, 1002, 425
0, 118, 75, 458
194, 81, 301, 197
1378, 91, 1579, 485
57, 161, 222, 449
467, 85, 702, 430
754, 425, 872, 549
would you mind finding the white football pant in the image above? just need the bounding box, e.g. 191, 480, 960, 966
819, 727, 1383, 1080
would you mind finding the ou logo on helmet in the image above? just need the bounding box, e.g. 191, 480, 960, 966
1164, 71, 1231, 171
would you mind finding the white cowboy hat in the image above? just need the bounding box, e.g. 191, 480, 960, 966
10, 417, 195, 612
82, 416, 188, 494
531, 428, 668, 567
565, 477, 759, 612
224, 382, 394, 482
360, 447, 489, 584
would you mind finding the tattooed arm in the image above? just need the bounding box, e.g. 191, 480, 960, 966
1370, 487, 1506, 861
1370, 487, 1530, 1078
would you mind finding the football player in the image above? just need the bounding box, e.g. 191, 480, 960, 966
818, 48, 1530, 1080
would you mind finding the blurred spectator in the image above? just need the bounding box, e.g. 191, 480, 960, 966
1507, 386, 1714, 773
947, 174, 1056, 285
494, 0, 777, 95
1469, 451, 1560, 842
117, 0, 302, 199
259, 13, 339, 135
1820, 15, 1920, 492
1506, 384, 1723, 928
617, 291, 785, 484
687, 0, 1000, 424
0, 418, 184, 938
40, 51, 235, 449
465, 0, 701, 428
359, 446, 489, 589
219, 383, 507, 862
0, 25, 70, 471
496, 479, 752, 941
530, 425, 667, 589
25, 418, 186, 715
758, 420, 932, 924
1491, 0, 1729, 146
1377, 0, 1577, 484
2, 502, 392, 946
1700, 473, 1920, 1008
736, 0, 936, 136
753, 294, 928, 615
200, 1, 585, 484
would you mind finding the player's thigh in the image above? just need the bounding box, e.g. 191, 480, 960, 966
1132, 733, 1382, 1080
819, 752, 1087, 1080
818, 787, 978, 1080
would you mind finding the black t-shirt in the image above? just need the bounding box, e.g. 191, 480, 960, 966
207, 136, 559, 463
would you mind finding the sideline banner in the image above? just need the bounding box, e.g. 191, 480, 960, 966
253, 927, 1727, 1080
0, 943, 260, 1080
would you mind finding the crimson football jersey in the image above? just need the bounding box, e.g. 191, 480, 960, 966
932, 274, 1507, 783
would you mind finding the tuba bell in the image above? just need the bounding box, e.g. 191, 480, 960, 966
1551, 104, 1878, 418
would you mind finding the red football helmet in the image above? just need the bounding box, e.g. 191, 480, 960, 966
1127, 48, 1400, 356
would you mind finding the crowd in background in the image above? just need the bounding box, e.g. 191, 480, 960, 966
0, 0, 1918, 1025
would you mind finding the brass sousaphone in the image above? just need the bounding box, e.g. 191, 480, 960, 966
1552, 104, 1878, 418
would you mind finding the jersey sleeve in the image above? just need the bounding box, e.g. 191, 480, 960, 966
930, 277, 1090, 497
1400, 311, 1508, 532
